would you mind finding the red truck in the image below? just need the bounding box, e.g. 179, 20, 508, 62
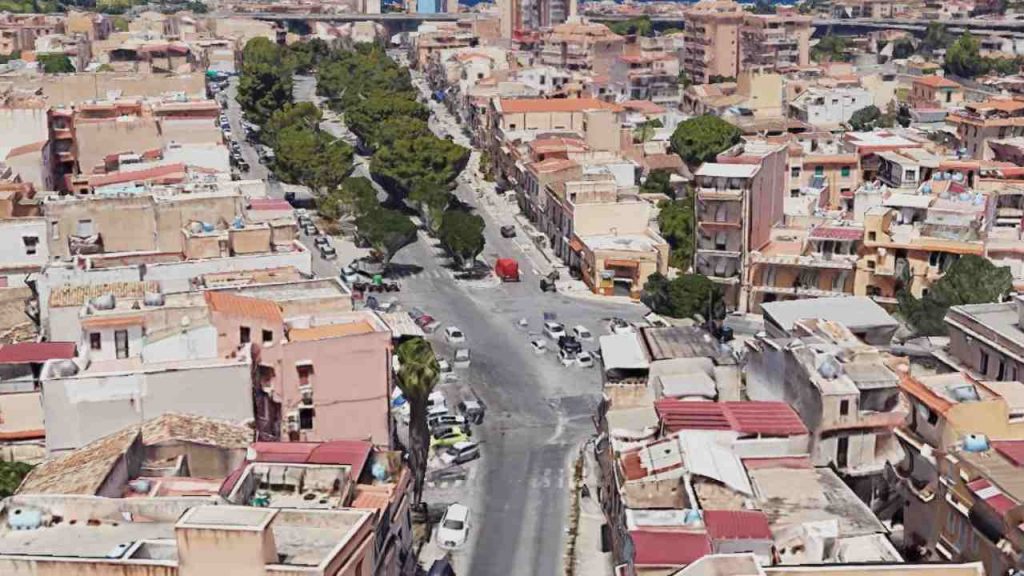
495, 258, 520, 282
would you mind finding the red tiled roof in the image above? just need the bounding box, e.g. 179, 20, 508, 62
631, 529, 711, 567
87, 163, 187, 188
993, 440, 1024, 467
808, 225, 863, 241
249, 440, 373, 481
913, 75, 960, 89
967, 478, 1017, 517
0, 342, 76, 364
655, 400, 808, 436
497, 97, 624, 114
703, 510, 772, 541
205, 291, 282, 323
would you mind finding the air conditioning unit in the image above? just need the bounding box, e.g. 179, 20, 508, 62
286, 412, 299, 432
299, 386, 313, 405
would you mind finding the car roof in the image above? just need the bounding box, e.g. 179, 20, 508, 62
452, 441, 477, 450
445, 503, 469, 521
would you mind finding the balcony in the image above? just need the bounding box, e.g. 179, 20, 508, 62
751, 285, 850, 298
697, 186, 743, 201
750, 252, 858, 270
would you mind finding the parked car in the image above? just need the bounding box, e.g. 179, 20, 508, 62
558, 336, 582, 355
440, 441, 480, 466
428, 390, 447, 412
500, 225, 517, 238
431, 427, 469, 449
530, 339, 547, 354
408, 307, 426, 321
576, 351, 594, 368
436, 503, 470, 549
543, 321, 566, 340
303, 224, 319, 236
318, 245, 337, 260
437, 358, 456, 381
609, 318, 635, 335
428, 412, 467, 429
313, 236, 330, 248
453, 348, 471, 368
457, 399, 486, 424
573, 325, 593, 341
340, 265, 359, 285
416, 315, 440, 333
558, 348, 576, 366
444, 326, 466, 344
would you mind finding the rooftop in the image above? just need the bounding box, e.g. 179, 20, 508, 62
497, 97, 624, 114
761, 296, 898, 333
204, 291, 283, 323
0, 342, 75, 364
695, 163, 760, 179
655, 400, 809, 436
580, 233, 661, 252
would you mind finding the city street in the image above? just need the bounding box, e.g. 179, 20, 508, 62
233, 65, 647, 576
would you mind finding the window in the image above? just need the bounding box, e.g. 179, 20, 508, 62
297, 364, 313, 387
239, 326, 251, 344
115, 329, 129, 359
89, 332, 101, 350
868, 231, 877, 241
262, 329, 273, 344
839, 399, 850, 416
76, 219, 94, 236
836, 436, 848, 468
815, 166, 824, 176
841, 166, 851, 177
22, 236, 38, 256
929, 251, 940, 267
981, 351, 990, 375
791, 166, 801, 178
926, 407, 939, 425
998, 360, 1006, 381
299, 406, 315, 430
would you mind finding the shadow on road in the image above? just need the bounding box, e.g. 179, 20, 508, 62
386, 263, 424, 278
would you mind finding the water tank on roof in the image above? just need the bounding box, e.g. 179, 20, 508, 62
8, 508, 43, 530
105, 542, 133, 559
922, 183, 932, 194
953, 172, 965, 182
371, 461, 389, 482
127, 479, 151, 494
964, 433, 990, 452
817, 354, 843, 380
189, 221, 203, 234
232, 216, 243, 229
935, 172, 945, 181
143, 292, 164, 307
201, 222, 215, 233
683, 509, 701, 525
974, 193, 985, 206
51, 359, 79, 377
91, 293, 115, 310
950, 385, 980, 402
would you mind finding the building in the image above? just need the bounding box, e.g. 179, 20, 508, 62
682, 0, 746, 84
537, 22, 625, 75
740, 9, 812, 73
788, 87, 874, 129
746, 318, 905, 500
608, 53, 681, 107
694, 140, 788, 311
944, 296, 1024, 381
910, 75, 964, 110
947, 98, 1024, 159
760, 295, 899, 345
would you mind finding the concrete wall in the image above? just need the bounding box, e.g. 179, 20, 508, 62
85, 324, 143, 362
142, 325, 218, 364
0, 218, 49, 278
45, 195, 160, 258
573, 200, 650, 237
42, 361, 254, 454
748, 146, 787, 253
0, 108, 50, 156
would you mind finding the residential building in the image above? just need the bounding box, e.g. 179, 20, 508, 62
740, 9, 812, 73
694, 140, 788, 311
677, 554, 984, 575
911, 75, 964, 110
681, 0, 746, 84
0, 341, 75, 462
947, 98, 1024, 160
537, 22, 625, 75
608, 53, 681, 107
746, 318, 905, 500
761, 295, 899, 345
944, 296, 1024, 382
788, 87, 874, 129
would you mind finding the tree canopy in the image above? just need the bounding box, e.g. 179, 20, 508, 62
944, 32, 1024, 79
608, 16, 653, 37
641, 170, 674, 198
345, 96, 430, 152
0, 461, 31, 498
316, 43, 416, 112
38, 54, 74, 74
271, 125, 353, 195
641, 273, 724, 320
395, 337, 439, 506
355, 205, 418, 264
237, 38, 294, 126
898, 255, 1013, 336
439, 209, 486, 267
849, 105, 894, 131
670, 115, 741, 167
658, 197, 695, 272
812, 35, 849, 63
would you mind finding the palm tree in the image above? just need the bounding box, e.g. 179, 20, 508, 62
396, 337, 439, 506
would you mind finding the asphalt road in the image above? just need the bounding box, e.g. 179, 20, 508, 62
236, 66, 646, 575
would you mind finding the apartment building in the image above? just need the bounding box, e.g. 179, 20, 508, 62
746, 318, 905, 501
608, 53, 681, 107
740, 9, 812, 73
947, 98, 1024, 159
0, 14, 63, 56
855, 177, 988, 303
682, 0, 746, 84
832, 0, 911, 18
694, 140, 788, 312
911, 75, 964, 110
537, 21, 625, 75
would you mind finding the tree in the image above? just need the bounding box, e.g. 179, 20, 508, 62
641, 170, 674, 198
750, 0, 775, 14
641, 273, 724, 320
708, 75, 736, 84
890, 38, 915, 60
670, 115, 741, 167
237, 37, 294, 126
945, 33, 986, 78
262, 103, 322, 148
920, 22, 952, 56
608, 16, 653, 37
38, 54, 74, 74
849, 105, 889, 131
395, 337, 439, 506
0, 461, 32, 498
272, 126, 353, 195
658, 197, 695, 271
812, 35, 849, 63
898, 255, 1013, 336
355, 207, 417, 264
409, 181, 452, 233
345, 95, 429, 151
438, 209, 485, 268
370, 134, 469, 199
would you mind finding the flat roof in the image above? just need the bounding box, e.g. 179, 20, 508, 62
580, 233, 660, 252
600, 333, 650, 370
695, 163, 759, 179
761, 296, 898, 333
180, 506, 275, 529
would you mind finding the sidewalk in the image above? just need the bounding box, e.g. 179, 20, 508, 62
572, 443, 613, 576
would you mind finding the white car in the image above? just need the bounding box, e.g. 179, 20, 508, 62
573, 325, 593, 341
454, 348, 471, 368
530, 339, 547, 354
558, 348, 575, 367
436, 503, 470, 549
437, 358, 457, 381
609, 318, 635, 335
428, 391, 447, 413
543, 322, 566, 340
444, 326, 466, 344
576, 351, 594, 368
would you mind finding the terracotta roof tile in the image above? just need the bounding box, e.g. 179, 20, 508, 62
703, 509, 772, 541
87, 163, 187, 188
288, 321, 376, 341
5, 140, 47, 159
655, 400, 808, 436
0, 342, 75, 364
205, 291, 282, 323
631, 529, 711, 567
913, 75, 960, 89
49, 281, 161, 308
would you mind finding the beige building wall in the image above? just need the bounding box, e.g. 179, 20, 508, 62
574, 200, 650, 237
737, 72, 783, 117
0, 108, 50, 156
